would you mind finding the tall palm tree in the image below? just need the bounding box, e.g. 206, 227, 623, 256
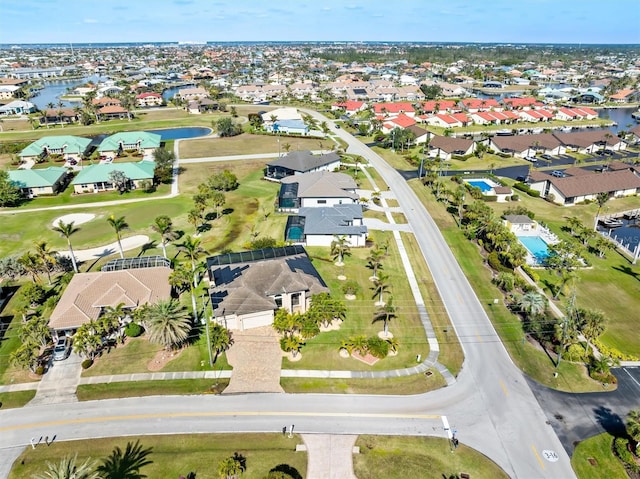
53, 220, 80, 273
372, 296, 397, 337
330, 235, 351, 266
96, 440, 153, 479
209, 324, 232, 363
107, 215, 129, 259
18, 251, 42, 283
33, 240, 57, 285
580, 309, 605, 358
371, 273, 391, 305
594, 192, 609, 230
33, 454, 99, 479
516, 291, 546, 318
151, 215, 178, 259
142, 299, 192, 350
366, 247, 384, 280
177, 235, 205, 288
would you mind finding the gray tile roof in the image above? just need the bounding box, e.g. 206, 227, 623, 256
280, 171, 358, 199
267, 150, 341, 173
298, 204, 368, 235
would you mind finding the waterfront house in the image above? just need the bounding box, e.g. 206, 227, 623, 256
20, 135, 91, 163
135, 92, 163, 107
97, 131, 161, 157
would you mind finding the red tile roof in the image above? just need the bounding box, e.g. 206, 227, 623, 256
373, 102, 415, 114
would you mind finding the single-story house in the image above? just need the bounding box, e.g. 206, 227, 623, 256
260, 107, 302, 126
381, 113, 417, 133
71, 159, 156, 194
176, 87, 209, 101
136, 92, 163, 107
278, 171, 359, 211
97, 131, 161, 157
528, 169, 640, 205
39, 108, 79, 126
48, 266, 172, 334
20, 135, 92, 163
269, 119, 309, 135
460, 98, 501, 112
288, 204, 368, 247
207, 246, 329, 331
421, 100, 459, 114
488, 133, 566, 157
265, 151, 341, 180
428, 135, 475, 160
503, 214, 539, 235
8, 166, 69, 197
0, 100, 36, 116
553, 130, 625, 154
187, 98, 218, 114
331, 100, 367, 116
424, 113, 471, 128
97, 105, 130, 121
405, 124, 431, 144
0, 85, 20, 99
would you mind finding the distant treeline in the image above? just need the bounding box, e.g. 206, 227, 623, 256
316, 44, 640, 67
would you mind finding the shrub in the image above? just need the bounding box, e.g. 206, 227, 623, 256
124, 322, 143, 338
342, 280, 360, 296
521, 265, 540, 283
564, 343, 587, 362
487, 251, 512, 273
528, 189, 541, 198
592, 338, 639, 361
367, 336, 390, 359
20, 282, 47, 307
614, 437, 640, 472
482, 195, 498, 202
513, 182, 529, 192
81, 359, 94, 369
492, 272, 515, 292
35, 365, 45, 376
511, 194, 520, 201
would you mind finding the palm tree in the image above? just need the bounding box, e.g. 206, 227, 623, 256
280, 334, 305, 358
330, 235, 351, 266
106, 215, 129, 259
580, 309, 605, 358
366, 247, 384, 280
53, 220, 80, 273
177, 235, 206, 287
627, 409, 640, 455
18, 251, 42, 283
209, 324, 232, 363
372, 296, 397, 337
96, 440, 153, 479
594, 192, 609, 230
33, 454, 99, 479
151, 215, 178, 259
33, 240, 57, 285
516, 291, 546, 318
217, 455, 244, 479
371, 273, 391, 305
142, 299, 192, 350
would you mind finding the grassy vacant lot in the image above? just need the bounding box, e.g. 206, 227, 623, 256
354, 435, 509, 479
571, 433, 628, 479
179, 132, 325, 158
281, 370, 445, 394
409, 179, 607, 392
77, 378, 229, 401
0, 390, 36, 408
286, 235, 429, 371
10, 434, 306, 479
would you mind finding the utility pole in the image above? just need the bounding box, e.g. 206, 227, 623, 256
555, 288, 576, 376
201, 293, 213, 368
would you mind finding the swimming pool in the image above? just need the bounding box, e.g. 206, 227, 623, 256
518, 235, 550, 263
466, 179, 494, 192
145, 126, 211, 140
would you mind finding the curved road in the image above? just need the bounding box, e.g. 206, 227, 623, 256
0, 114, 575, 478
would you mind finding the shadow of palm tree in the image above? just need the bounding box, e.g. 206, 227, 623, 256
612, 264, 640, 282
593, 405, 626, 438
138, 240, 157, 256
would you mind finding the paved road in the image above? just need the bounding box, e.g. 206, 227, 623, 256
0, 113, 576, 478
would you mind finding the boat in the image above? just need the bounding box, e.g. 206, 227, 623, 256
600, 218, 624, 228
632, 110, 640, 122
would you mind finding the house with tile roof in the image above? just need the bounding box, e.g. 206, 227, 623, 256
460, 98, 501, 112
265, 151, 341, 180
97, 131, 161, 157
207, 246, 329, 331
8, 166, 69, 197
48, 266, 172, 333
488, 133, 565, 157
381, 113, 417, 133
277, 171, 359, 212
20, 135, 92, 163
290, 204, 368, 247
553, 130, 624, 154
331, 100, 367, 116
421, 100, 458, 114
424, 113, 471, 128
373, 102, 415, 118
71, 160, 156, 194
97, 105, 130, 121
0, 100, 36, 116
527, 168, 640, 205
428, 135, 475, 160
39, 108, 79, 126
136, 92, 163, 107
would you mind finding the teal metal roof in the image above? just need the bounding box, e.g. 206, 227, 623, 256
20, 136, 92, 158
8, 166, 67, 188
71, 160, 156, 184
98, 131, 161, 152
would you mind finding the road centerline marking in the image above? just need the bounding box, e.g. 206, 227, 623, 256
531, 444, 545, 470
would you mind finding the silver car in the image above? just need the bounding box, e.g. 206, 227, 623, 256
53, 337, 71, 361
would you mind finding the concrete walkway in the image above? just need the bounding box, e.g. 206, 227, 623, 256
303, 434, 358, 479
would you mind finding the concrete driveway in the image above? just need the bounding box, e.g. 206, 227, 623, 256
28, 352, 83, 406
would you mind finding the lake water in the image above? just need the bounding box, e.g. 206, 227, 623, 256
146, 127, 211, 140
29, 76, 106, 109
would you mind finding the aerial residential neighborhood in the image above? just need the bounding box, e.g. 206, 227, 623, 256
0, 2, 639, 479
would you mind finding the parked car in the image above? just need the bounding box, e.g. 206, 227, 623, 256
551, 170, 566, 178
516, 175, 528, 182
524, 156, 538, 163
335, 124, 341, 129
53, 336, 71, 361
540, 154, 554, 161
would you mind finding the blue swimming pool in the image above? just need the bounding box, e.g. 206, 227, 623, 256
145, 127, 211, 140
518, 235, 550, 262
466, 180, 494, 192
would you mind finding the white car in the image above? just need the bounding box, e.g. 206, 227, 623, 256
53, 337, 71, 361
524, 156, 538, 163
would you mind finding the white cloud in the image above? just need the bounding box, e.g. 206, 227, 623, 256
83, 18, 98, 24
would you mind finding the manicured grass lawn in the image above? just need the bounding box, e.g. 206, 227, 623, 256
409, 179, 606, 392
354, 435, 509, 479
281, 370, 445, 394
77, 379, 229, 401
10, 433, 306, 479
572, 433, 628, 479
0, 390, 36, 408
284, 235, 429, 371
179, 132, 322, 158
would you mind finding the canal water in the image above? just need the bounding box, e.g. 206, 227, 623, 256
597, 216, 640, 256
29, 76, 106, 110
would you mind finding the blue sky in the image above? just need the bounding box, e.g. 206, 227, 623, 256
1, 0, 639, 44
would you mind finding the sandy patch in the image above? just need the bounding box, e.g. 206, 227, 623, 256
52, 213, 96, 227
148, 347, 184, 371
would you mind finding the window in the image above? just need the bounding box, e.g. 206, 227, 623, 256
317, 199, 326, 204
291, 293, 300, 306
275, 295, 282, 308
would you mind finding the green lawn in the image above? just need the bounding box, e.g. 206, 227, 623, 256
0, 390, 36, 408
354, 435, 509, 479
284, 236, 430, 371
179, 132, 323, 158
76, 379, 229, 401
572, 433, 628, 479
10, 434, 306, 479
281, 370, 445, 394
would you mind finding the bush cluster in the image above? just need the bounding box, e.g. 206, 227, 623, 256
81, 359, 94, 369
592, 338, 639, 361
124, 322, 143, 338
